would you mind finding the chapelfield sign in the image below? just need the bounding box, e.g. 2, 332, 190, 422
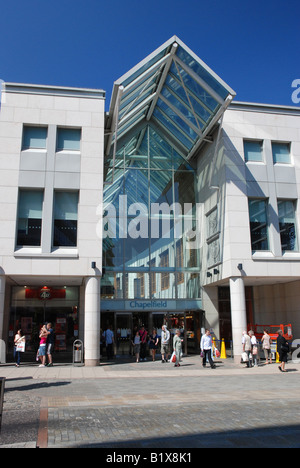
127, 300, 169, 310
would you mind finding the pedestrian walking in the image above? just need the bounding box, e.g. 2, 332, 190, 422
14, 329, 25, 367
242, 331, 252, 368
132, 331, 141, 363
200, 329, 216, 369
46, 322, 55, 367
139, 326, 148, 361
173, 329, 183, 367
103, 326, 114, 360
161, 325, 170, 363
149, 328, 159, 361
38, 325, 48, 367
277, 329, 290, 373
261, 329, 273, 364
249, 330, 258, 367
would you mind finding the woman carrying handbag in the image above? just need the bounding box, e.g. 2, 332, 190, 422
14, 329, 25, 367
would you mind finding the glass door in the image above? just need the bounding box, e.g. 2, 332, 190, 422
115, 314, 132, 356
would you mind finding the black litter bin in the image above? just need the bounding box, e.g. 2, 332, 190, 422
0, 377, 5, 432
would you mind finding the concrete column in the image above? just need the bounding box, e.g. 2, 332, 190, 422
230, 277, 247, 363
0, 275, 5, 340
84, 276, 100, 366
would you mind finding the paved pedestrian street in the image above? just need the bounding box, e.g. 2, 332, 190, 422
0, 356, 300, 449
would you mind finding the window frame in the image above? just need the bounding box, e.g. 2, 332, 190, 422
271, 141, 291, 165
248, 198, 270, 253
243, 139, 264, 163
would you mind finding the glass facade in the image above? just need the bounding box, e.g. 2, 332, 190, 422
101, 36, 235, 355
102, 126, 200, 301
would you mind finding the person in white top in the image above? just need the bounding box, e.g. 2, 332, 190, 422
161, 325, 170, 363
249, 330, 258, 367
200, 330, 216, 369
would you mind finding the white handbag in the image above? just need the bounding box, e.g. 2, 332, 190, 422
16, 341, 25, 353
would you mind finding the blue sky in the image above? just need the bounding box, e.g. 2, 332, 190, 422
1, 0, 299, 110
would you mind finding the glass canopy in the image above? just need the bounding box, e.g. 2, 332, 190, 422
101, 37, 235, 302
105, 35, 236, 161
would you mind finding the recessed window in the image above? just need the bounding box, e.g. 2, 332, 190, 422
53, 191, 79, 247
278, 200, 298, 252
16, 190, 44, 246
57, 128, 81, 151
22, 126, 47, 150
272, 142, 290, 164
248, 199, 269, 251
244, 140, 263, 162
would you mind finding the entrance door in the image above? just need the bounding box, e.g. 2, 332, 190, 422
115, 314, 132, 356
168, 313, 186, 354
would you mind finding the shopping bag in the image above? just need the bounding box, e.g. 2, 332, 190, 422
241, 352, 248, 362
16, 341, 25, 353
215, 349, 220, 358
171, 351, 176, 363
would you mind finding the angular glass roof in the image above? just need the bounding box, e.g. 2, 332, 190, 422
105, 36, 236, 161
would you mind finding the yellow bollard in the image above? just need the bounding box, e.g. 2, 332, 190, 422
276, 345, 280, 363
212, 337, 216, 356
220, 338, 227, 359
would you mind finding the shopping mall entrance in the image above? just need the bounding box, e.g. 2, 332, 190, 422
100, 310, 204, 359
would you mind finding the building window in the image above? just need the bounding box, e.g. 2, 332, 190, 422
53, 191, 79, 247
16, 190, 44, 246
278, 200, 298, 252
57, 128, 81, 151
272, 142, 290, 164
248, 199, 269, 251
22, 126, 47, 150
244, 140, 263, 162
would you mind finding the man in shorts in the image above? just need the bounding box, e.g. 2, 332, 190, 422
161, 325, 170, 363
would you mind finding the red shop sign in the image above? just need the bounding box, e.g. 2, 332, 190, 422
25, 287, 66, 300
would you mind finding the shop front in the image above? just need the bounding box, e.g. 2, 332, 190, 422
8, 286, 79, 361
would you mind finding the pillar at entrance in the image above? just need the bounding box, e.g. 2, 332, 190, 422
0, 275, 5, 340
229, 277, 247, 364
84, 276, 100, 366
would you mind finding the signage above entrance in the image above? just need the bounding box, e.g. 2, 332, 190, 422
126, 300, 174, 311
101, 299, 202, 312
25, 287, 66, 300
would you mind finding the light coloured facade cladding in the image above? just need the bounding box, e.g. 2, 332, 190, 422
0, 83, 105, 365
199, 102, 300, 355
0, 37, 300, 364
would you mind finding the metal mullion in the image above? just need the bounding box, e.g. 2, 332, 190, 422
118, 93, 156, 128
114, 112, 146, 142
151, 117, 188, 158
155, 103, 195, 144
122, 53, 171, 95
168, 69, 214, 117
146, 43, 179, 122
164, 83, 208, 128
173, 60, 206, 132
174, 55, 224, 106
159, 93, 203, 137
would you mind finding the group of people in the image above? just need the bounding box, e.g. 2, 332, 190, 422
37, 322, 55, 367
131, 325, 183, 366
14, 323, 292, 371
13, 322, 55, 367
242, 328, 291, 372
